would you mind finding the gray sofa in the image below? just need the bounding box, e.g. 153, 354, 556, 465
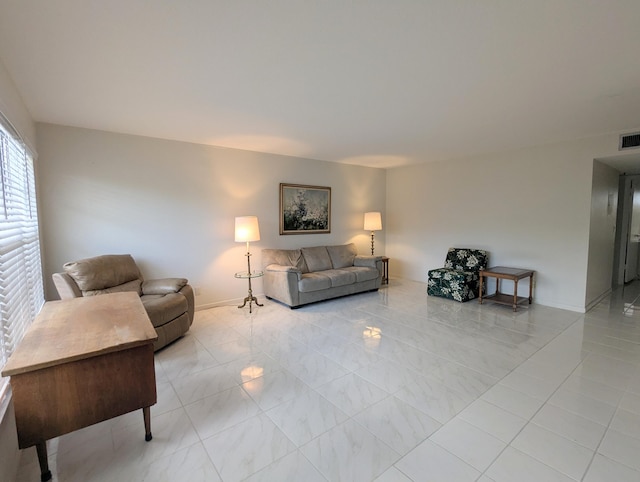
262, 243, 383, 308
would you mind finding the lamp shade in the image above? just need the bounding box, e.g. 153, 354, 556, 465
235, 216, 260, 242
364, 212, 382, 231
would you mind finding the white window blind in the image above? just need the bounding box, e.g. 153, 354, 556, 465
0, 117, 44, 406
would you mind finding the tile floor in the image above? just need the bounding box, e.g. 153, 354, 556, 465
14, 279, 640, 481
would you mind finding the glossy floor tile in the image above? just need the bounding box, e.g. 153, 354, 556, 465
13, 278, 640, 481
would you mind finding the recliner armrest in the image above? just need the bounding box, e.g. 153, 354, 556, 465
142, 278, 189, 295
52, 272, 83, 299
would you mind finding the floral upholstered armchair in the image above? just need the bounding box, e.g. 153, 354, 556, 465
427, 248, 488, 302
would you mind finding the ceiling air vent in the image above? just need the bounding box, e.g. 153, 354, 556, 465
619, 132, 640, 151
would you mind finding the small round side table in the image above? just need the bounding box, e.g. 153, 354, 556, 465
235, 271, 264, 313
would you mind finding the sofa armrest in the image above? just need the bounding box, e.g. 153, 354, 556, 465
263, 265, 301, 306
142, 278, 189, 295
265, 264, 302, 276
354, 255, 382, 269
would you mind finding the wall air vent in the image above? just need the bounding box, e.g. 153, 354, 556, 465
619, 132, 640, 151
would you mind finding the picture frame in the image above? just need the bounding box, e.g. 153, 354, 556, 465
279, 183, 331, 235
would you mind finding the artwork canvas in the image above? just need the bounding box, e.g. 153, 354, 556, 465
280, 183, 331, 234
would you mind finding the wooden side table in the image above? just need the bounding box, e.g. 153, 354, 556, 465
479, 266, 534, 312
235, 270, 264, 313
381, 257, 389, 284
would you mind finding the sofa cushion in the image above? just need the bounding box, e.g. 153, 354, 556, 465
141, 292, 188, 328
340, 266, 380, 283
443, 248, 487, 272
301, 246, 333, 272
428, 268, 478, 283
322, 269, 357, 287
64, 254, 142, 293
327, 243, 357, 269
298, 272, 332, 292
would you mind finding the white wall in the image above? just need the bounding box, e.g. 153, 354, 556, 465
387, 133, 625, 312
36, 123, 386, 309
0, 57, 35, 152
585, 161, 619, 309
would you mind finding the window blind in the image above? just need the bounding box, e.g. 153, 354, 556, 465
0, 117, 44, 406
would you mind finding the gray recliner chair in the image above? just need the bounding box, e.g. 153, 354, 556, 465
52, 254, 194, 351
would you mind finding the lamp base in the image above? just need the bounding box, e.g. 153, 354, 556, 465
238, 293, 263, 314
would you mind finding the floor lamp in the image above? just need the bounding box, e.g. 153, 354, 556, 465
235, 216, 263, 312
364, 212, 382, 255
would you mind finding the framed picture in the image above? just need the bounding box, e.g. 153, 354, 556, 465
279, 183, 331, 235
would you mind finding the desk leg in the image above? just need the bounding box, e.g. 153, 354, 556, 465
479, 275, 484, 304
143, 406, 152, 442
36, 441, 52, 482
529, 273, 533, 304
513, 279, 518, 312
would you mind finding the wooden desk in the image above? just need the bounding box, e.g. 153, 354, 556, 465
479, 266, 534, 312
1, 292, 158, 482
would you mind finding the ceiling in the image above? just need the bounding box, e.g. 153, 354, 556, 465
1, 1, 640, 169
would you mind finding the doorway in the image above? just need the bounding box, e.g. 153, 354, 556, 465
614, 174, 640, 286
